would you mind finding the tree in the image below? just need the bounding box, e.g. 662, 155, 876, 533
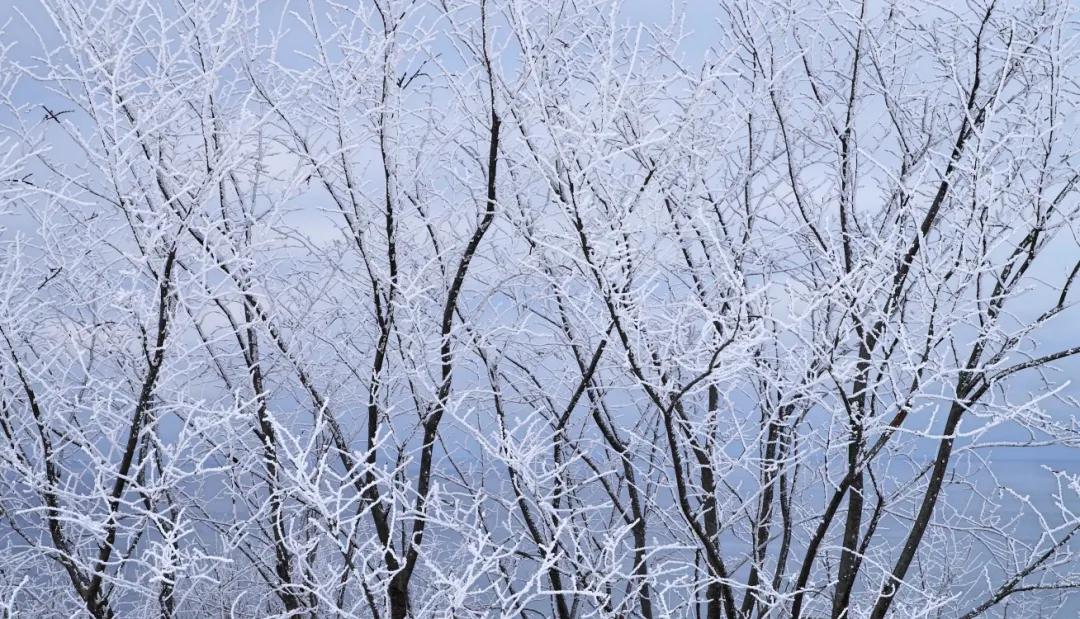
1, 0, 1078, 617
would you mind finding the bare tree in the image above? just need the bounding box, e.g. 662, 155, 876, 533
1, 0, 1078, 617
